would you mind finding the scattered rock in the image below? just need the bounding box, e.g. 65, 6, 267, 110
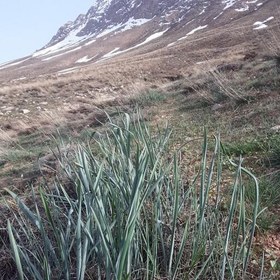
22, 109, 30, 114
18, 127, 36, 136
3, 106, 15, 112
211, 103, 225, 111
163, 74, 184, 82
243, 51, 257, 61
271, 125, 280, 131
0, 159, 7, 167
38, 153, 57, 169
88, 111, 108, 127
217, 63, 243, 72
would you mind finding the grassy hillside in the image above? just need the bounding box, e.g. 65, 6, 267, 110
0, 51, 280, 279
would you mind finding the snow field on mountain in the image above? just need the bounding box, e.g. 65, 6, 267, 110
33, 16, 152, 62
33, 24, 88, 58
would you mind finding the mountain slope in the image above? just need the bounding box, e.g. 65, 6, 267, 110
0, 0, 278, 81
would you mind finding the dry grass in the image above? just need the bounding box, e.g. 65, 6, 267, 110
0, 4, 279, 278
0, 45, 280, 278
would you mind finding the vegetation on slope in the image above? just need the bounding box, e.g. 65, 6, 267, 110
0, 50, 280, 279
5, 113, 260, 279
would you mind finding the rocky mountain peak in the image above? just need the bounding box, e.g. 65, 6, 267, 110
44, 0, 193, 48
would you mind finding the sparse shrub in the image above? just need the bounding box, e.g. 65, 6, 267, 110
244, 177, 280, 232
5, 113, 260, 279
222, 138, 263, 156
267, 134, 280, 168
131, 90, 166, 107
181, 70, 249, 110
259, 22, 280, 72
209, 70, 247, 102
244, 68, 280, 91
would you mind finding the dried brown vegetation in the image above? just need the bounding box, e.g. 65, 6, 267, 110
0, 15, 280, 278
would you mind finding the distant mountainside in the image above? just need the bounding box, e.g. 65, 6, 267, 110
44, 0, 196, 48
0, 0, 278, 80
39, 0, 271, 56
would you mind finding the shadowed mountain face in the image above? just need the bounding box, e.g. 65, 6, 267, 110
0, 0, 278, 81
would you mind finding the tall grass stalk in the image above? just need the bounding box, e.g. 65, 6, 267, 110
6, 112, 259, 279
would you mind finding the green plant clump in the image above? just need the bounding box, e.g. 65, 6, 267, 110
6, 113, 260, 280
132, 90, 166, 107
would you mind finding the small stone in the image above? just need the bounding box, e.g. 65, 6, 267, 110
22, 109, 30, 114
3, 106, 15, 111
0, 159, 7, 167
271, 125, 280, 131
211, 103, 224, 111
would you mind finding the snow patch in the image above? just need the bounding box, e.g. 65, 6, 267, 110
0, 58, 30, 70
102, 48, 120, 58
186, 25, 208, 36
57, 66, 80, 75
96, 17, 151, 38
121, 17, 151, 31
178, 25, 208, 41
84, 39, 96, 46
214, 11, 224, 20
96, 23, 123, 38
222, 0, 237, 11
75, 55, 97, 63
235, 0, 261, 12
167, 42, 176, 47
94, 0, 113, 14
0, 60, 13, 67
98, 29, 168, 62
33, 23, 87, 58
235, 5, 249, 12
42, 46, 82, 61
199, 8, 206, 15
253, 16, 274, 30
139, 30, 168, 43
13, 77, 27, 81
34, 15, 151, 59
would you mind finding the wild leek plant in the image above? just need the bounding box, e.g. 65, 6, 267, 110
6, 113, 259, 279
